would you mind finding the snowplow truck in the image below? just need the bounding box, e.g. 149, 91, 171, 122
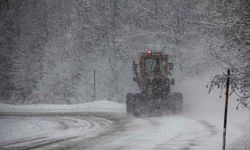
126, 50, 183, 116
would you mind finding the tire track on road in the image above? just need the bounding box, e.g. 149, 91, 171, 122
153, 119, 218, 150
0, 113, 119, 150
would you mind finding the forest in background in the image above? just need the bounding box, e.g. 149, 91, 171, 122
0, 0, 249, 104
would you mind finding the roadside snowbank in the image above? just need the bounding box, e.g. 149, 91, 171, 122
228, 117, 250, 150
0, 100, 125, 114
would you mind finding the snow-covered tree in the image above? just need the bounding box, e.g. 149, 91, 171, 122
207, 0, 250, 108
1, 0, 248, 104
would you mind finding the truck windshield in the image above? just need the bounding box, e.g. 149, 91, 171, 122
145, 58, 165, 74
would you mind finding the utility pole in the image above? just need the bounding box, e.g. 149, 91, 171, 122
222, 69, 230, 150
93, 69, 96, 100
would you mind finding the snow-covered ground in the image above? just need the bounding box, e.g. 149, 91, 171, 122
0, 100, 123, 149
0, 73, 250, 150
177, 71, 250, 150
85, 116, 222, 150
0, 116, 113, 149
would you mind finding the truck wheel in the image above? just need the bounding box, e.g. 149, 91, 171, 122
126, 93, 144, 117
126, 93, 134, 115
133, 93, 145, 117
172, 92, 183, 113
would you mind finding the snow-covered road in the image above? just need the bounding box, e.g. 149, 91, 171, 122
0, 101, 127, 150
0, 112, 220, 150
74, 115, 221, 150
0, 114, 114, 149
0, 99, 248, 150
